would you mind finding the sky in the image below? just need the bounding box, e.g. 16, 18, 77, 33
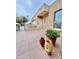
16, 0, 55, 21
55, 10, 62, 22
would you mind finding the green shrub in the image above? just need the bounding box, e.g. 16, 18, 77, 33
45, 29, 60, 39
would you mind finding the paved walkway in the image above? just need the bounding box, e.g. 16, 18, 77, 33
16, 30, 62, 59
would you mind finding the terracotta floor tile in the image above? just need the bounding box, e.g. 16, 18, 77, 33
16, 30, 62, 59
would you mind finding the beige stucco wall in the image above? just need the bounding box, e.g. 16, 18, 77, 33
48, 0, 62, 29
32, 0, 62, 29
32, 4, 49, 29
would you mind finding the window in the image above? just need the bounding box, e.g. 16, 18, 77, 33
54, 9, 62, 29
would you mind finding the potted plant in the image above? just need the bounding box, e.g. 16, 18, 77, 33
45, 29, 60, 46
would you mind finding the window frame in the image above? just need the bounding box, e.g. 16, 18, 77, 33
53, 9, 62, 29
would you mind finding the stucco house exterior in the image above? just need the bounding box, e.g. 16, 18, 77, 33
32, 0, 62, 30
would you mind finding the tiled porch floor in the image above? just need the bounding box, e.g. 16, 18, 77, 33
16, 30, 62, 59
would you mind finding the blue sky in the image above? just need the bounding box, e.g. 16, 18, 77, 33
16, 0, 55, 21
55, 10, 62, 22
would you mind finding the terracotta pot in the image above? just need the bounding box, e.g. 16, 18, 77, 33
39, 37, 45, 47
50, 37, 56, 46
44, 39, 53, 56
47, 52, 52, 56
